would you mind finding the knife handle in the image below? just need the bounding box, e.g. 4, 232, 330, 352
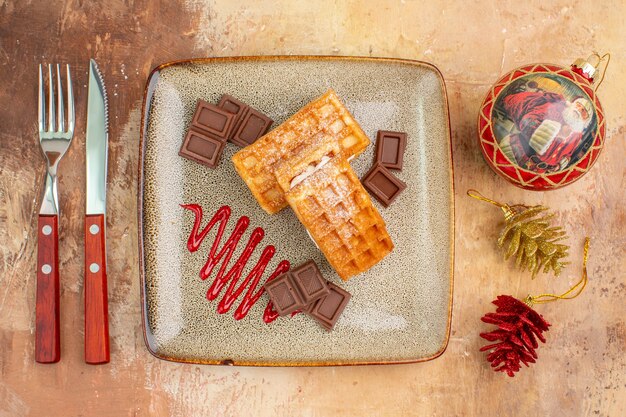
35, 214, 61, 363
84, 214, 110, 364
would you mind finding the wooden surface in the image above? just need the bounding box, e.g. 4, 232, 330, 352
0, 1, 624, 415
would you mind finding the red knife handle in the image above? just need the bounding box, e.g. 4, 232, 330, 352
84, 214, 110, 364
35, 214, 60, 363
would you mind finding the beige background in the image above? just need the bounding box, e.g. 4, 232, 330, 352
0, 1, 624, 416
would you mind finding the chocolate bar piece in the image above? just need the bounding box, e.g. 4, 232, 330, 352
265, 260, 351, 330
179, 129, 225, 169
375, 130, 407, 170
191, 100, 234, 141
218, 94, 247, 117
362, 163, 406, 207
290, 260, 329, 304
218, 94, 249, 139
231, 108, 273, 147
217, 95, 273, 147
307, 281, 351, 330
264, 272, 304, 316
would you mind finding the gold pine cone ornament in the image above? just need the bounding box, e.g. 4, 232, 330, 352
469, 191, 570, 278
499, 205, 569, 277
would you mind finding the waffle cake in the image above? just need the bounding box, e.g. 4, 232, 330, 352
232, 89, 370, 214
278, 157, 394, 280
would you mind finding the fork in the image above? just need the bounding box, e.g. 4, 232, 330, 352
35, 64, 74, 363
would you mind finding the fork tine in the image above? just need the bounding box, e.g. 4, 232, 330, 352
47, 64, 56, 132
56, 64, 65, 132
38, 64, 45, 132
66, 64, 75, 133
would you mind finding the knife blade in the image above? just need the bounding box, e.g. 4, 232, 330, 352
84, 59, 110, 364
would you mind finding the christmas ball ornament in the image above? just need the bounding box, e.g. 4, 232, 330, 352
478, 53, 610, 190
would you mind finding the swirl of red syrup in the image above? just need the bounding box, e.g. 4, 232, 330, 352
181, 204, 290, 323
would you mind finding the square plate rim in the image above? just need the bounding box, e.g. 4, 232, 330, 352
137, 55, 455, 367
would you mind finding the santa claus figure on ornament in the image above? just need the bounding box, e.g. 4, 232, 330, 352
498, 90, 593, 173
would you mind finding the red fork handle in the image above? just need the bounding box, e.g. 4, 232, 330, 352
84, 214, 110, 364
35, 214, 60, 363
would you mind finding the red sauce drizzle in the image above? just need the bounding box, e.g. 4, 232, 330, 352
181, 204, 290, 323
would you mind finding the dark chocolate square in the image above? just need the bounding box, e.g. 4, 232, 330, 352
290, 260, 329, 304
218, 94, 249, 139
264, 272, 304, 316
178, 129, 225, 169
308, 281, 351, 331
362, 163, 407, 207
375, 130, 407, 170
302, 302, 317, 314
231, 108, 273, 147
218, 94, 246, 115
191, 100, 234, 140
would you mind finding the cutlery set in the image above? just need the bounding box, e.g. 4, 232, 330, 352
35, 59, 110, 364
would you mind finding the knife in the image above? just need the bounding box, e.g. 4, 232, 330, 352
84, 59, 110, 364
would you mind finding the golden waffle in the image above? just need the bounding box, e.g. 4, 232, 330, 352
232, 89, 370, 214
282, 157, 394, 281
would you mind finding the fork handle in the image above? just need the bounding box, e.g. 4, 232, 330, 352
35, 214, 60, 363
84, 214, 110, 364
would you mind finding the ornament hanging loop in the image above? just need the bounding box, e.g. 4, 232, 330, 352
467, 189, 518, 221
593, 52, 610, 92
466, 189, 506, 208
586, 52, 603, 67
525, 237, 590, 307
573, 52, 610, 91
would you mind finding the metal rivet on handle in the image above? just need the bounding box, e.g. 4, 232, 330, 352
42, 225, 52, 235
89, 224, 100, 235
89, 263, 100, 273
41, 264, 52, 274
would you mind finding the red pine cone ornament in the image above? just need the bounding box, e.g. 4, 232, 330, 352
479, 295, 551, 377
